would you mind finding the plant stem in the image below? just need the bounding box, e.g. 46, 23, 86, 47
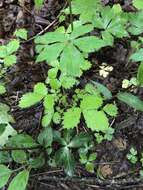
68, 0, 73, 31
0, 145, 41, 151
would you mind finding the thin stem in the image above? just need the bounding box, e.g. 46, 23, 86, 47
0, 145, 41, 151
68, 0, 73, 31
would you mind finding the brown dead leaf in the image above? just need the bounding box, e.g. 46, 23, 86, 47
98, 165, 113, 178
113, 137, 127, 151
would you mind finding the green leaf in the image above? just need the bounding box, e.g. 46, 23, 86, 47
130, 48, 143, 62
117, 92, 143, 111
128, 11, 143, 35
74, 36, 105, 52
0, 124, 17, 146
38, 127, 53, 147
0, 124, 7, 135
60, 44, 84, 77
8, 170, 29, 190
34, 82, 47, 96
6, 40, 20, 55
60, 75, 77, 89
34, 0, 44, 9
80, 95, 103, 110
53, 112, 61, 124
89, 153, 97, 162
29, 154, 45, 168
91, 81, 112, 99
44, 95, 54, 111
55, 147, 75, 176
14, 29, 28, 40
92, 6, 128, 38
69, 132, 91, 148
4, 55, 17, 66
0, 103, 14, 124
0, 46, 7, 58
12, 150, 27, 164
63, 107, 81, 129
42, 113, 53, 127
133, 0, 143, 9
8, 134, 37, 148
35, 32, 67, 44
70, 24, 93, 39
0, 165, 12, 188
83, 110, 109, 131
36, 43, 65, 63
19, 93, 43, 108
137, 62, 143, 86
103, 104, 118, 116
0, 84, 6, 94
86, 162, 94, 173
71, 0, 101, 23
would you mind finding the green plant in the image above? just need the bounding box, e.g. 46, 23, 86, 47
35, 22, 106, 77
79, 152, 97, 173
19, 81, 118, 132
127, 147, 138, 164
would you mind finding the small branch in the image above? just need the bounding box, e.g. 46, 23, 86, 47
68, 0, 74, 31
0, 145, 41, 151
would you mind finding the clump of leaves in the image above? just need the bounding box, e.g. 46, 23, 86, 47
19, 81, 118, 132
53, 130, 91, 176
0, 40, 19, 67
35, 22, 106, 77
127, 147, 138, 164
79, 152, 97, 173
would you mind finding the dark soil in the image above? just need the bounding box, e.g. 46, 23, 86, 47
1, 0, 143, 190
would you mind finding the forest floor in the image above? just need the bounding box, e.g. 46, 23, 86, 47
1, 0, 143, 189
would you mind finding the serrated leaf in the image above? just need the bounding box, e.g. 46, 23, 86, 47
42, 112, 53, 127
0, 165, 12, 188
71, 0, 101, 23
103, 104, 118, 116
137, 62, 143, 86
12, 150, 27, 164
80, 95, 103, 110
60, 44, 84, 76
19, 93, 43, 108
133, 0, 143, 9
14, 29, 28, 40
44, 95, 54, 111
6, 40, 20, 55
34, 82, 47, 96
117, 92, 143, 112
83, 110, 109, 131
4, 55, 17, 66
63, 107, 81, 129
60, 75, 77, 89
8, 170, 29, 190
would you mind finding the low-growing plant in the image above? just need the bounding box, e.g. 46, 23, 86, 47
127, 147, 138, 164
